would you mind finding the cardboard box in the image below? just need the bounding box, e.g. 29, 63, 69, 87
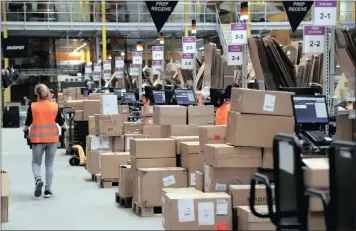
199, 125, 227, 152
83, 100, 100, 120
100, 152, 130, 179
162, 187, 203, 198
188, 105, 215, 125
205, 144, 262, 168
68, 87, 77, 97
100, 95, 119, 115
161, 125, 199, 137
204, 165, 257, 192
303, 158, 329, 188
262, 148, 273, 169
308, 212, 326, 230
130, 138, 176, 159
136, 167, 188, 206
121, 113, 129, 122
142, 125, 163, 138
86, 150, 101, 174
163, 192, 232, 230
143, 117, 154, 125
131, 157, 176, 172
118, 105, 130, 114
112, 136, 125, 152
231, 88, 294, 116
170, 136, 199, 155
229, 185, 275, 208
1, 171, 10, 223
237, 206, 275, 230
123, 122, 142, 135
181, 141, 204, 173
195, 171, 204, 191
95, 114, 123, 137
88, 116, 96, 135
226, 112, 295, 148
153, 105, 187, 125
119, 165, 133, 197
65, 100, 84, 110
141, 105, 154, 117
74, 110, 83, 121
57, 93, 63, 101
124, 134, 148, 152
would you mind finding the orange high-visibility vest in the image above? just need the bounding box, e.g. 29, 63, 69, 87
30, 100, 59, 143
215, 102, 231, 125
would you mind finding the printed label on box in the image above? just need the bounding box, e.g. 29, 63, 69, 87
216, 223, 228, 230
215, 183, 227, 191
178, 199, 195, 222
198, 202, 215, 225
190, 172, 197, 186
149, 107, 153, 113
163, 175, 176, 187
91, 137, 99, 149
100, 137, 110, 149
263, 94, 276, 112
216, 199, 228, 215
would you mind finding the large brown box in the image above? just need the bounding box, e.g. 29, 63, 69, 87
131, 157, 176, 172
141, 105, 154, 117
100, 152, 130, 179
86, 150, 101, 174
123, 122, 142, 135
229, 185, 274, 208
262, 148, 273, 169
231, 88, 294, 116
143, 117, 154, 125
83, 100, 100, 120
142, 125, 164, 138
118, 105, 130, 114
308, 212, 326, 230
124, 134, 149, 152
88, 116, 96, 135
163, 192, 232, 230
204, 165, 256, 192
195, 171, 204, 191
205, 144, 262, 168
188, 105, 214, 125
335, 114, 356, 141
303, 158, 329, 188
74, 110, 83, 121
237, 206, 275, 230
119, 165, 133, 198
112, 136, 125, 152
181, 142, 204, 185
170, 136, 199, 154
162, 125, 199, 137
199, 125, 227, 152
136, 167, 188, 206
65, 100, 84, 110
153, 105, 187, 125
95, 114, 123, 137
130, 138, 176, 159
227, 112, 295, 148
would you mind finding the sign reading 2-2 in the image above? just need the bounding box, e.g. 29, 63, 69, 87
303, 26, 325, 54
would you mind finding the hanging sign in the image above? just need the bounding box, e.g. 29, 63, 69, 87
103, 60, 111, 80
3, 37, 29, 58
130, 64, 140, 76
145, 1, 179, 33
182, 36, 196, 53
303, 26, 325, 54
93, 63, 101, 81
227, 45, 243, 66
313, 1, 337, 26
152, 60, 163, 75
85, 65, 92, 79
231, 23, 248, 44
181, 53, 194, 70
282, 1, 314, 32
132, 52, 143, 65
152, 46, 164, 60
115, 57, 124, 78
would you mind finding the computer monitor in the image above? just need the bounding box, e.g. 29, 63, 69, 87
123, 92, 137, 104
292, 95, 329, 124
174, 89, 197, 105
165, 89, 174, 105
153, 91, 166, 104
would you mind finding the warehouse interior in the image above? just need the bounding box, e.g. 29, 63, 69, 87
1, 0, 356, 230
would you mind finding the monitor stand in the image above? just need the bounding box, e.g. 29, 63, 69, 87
296, 124, 332, 155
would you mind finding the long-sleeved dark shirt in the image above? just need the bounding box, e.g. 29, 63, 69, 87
25, 104, 65, 127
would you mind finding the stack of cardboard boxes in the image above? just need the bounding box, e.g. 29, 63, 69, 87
141, 105, 154, 125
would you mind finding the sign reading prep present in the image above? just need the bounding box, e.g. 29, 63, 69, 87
282, 1, 314, 32
182, 36, 196, 53
303, 26, 325, 54
181, 53, 194, 70
3, 37, 29, 58
313, 1, 337, 26
231, 23, 248, 44
227, 45, 243, 66
145, 1, 179, 33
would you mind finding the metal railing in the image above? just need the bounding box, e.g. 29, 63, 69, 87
215, 10, 228, 56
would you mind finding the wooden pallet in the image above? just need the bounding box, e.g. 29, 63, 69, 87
115, 192, 132, 208
132, 201, 162, 217
100, 179, 118, 188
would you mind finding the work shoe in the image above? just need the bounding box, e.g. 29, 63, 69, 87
44, 190, 53, 198
34, 179, 44, 197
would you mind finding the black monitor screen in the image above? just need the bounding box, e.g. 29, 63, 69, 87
174, 89, 197, 105
123, 93, 136, 103
153, 91, 166, 104
292, 96, 329, 124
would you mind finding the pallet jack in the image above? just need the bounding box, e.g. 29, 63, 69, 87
305, 141, 356, 230
62, 107, 75, 155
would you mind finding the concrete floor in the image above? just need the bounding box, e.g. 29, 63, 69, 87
1, 128, 163, 230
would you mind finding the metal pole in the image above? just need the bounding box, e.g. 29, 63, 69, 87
138, 66, 142, 101
193, 54, 197, 92
242, 44, 248, 88
95, 36, 100, 61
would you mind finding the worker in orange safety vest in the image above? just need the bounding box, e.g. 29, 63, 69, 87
24, 84, 68, 199
215, 85, 233, 125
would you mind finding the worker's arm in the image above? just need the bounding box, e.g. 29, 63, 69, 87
24, 105, 32, 130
